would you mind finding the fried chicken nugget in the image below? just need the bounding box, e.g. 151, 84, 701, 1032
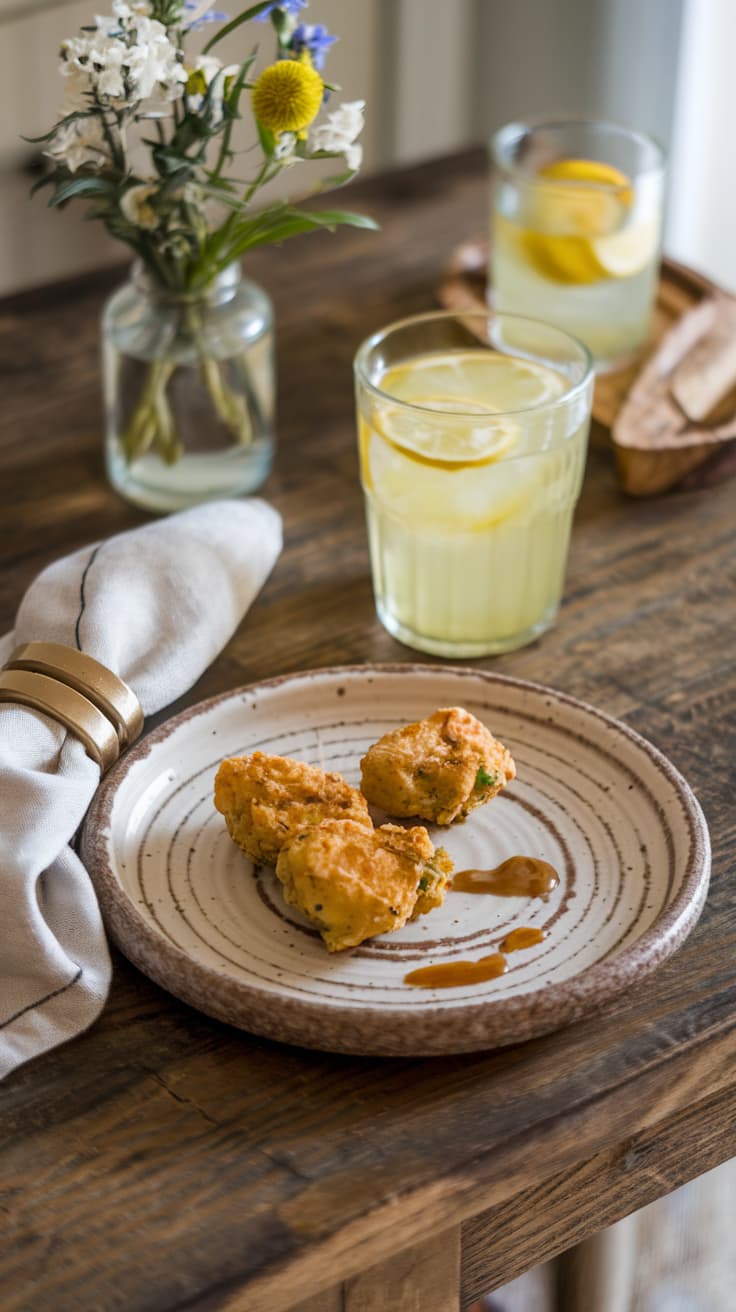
214, 752, 371, 866
275, 819, 453, 952
360, 706, 516, 826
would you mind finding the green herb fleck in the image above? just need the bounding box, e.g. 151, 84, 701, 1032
475, 766, 497, 790
417, 874, 431, 893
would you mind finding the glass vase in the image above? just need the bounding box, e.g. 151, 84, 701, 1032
102, 262, 274, 512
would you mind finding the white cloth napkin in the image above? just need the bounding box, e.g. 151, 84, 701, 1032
0, 499, 281, 1081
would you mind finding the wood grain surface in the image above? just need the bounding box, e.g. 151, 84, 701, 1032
1, 148, 735, 1312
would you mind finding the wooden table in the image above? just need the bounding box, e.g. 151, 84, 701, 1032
1, 149, 734, 1312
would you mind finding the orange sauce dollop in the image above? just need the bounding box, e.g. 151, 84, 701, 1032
451, 856, 559, 898
404, 953, 508, 990
500, 926, 546, 953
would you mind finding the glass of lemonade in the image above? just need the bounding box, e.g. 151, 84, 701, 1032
491, 118, 666, 371
354, 310, 594, 658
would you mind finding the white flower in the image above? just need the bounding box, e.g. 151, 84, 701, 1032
123, 17, 187, 101
344, 141, 362, 171
45, 114, 109, 172
59, 61, 93, 111
59, 11, 185, 110
96, 51, 126, 100
120, 182, 160, 229
60, 28, 127, 108
310, 99, 365, 172
193, 53, 223, 85
185, 54, 238, 124
274, 131, 300, 165
112, 1, 152, 16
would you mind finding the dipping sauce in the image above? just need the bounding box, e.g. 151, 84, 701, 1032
452, 855, 559, 898
500, 926, 546, 953
404, 953, 508, 989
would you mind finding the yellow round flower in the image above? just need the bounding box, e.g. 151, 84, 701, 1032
252, 57, 324, 136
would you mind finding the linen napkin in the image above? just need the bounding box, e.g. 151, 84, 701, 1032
0, 499, 281, 1081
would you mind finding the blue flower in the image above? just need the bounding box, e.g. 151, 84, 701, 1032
254, 0, 308, 21
289, 22, 337, 71
184, 2, 228, 26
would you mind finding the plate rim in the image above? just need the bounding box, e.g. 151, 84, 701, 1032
81, 663, 711, 1056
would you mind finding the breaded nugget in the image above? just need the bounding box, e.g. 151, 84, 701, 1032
360, 706, 516, 825
214, 751, 371, 866
275, 819, 453, 951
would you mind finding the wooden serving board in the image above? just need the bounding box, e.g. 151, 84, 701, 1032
437, 240, 736, 492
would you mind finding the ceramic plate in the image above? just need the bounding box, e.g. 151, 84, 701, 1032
81, 665, 710, 1056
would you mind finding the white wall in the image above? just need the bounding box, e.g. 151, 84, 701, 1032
475, 0, 683, 163
665, 0, 736, 291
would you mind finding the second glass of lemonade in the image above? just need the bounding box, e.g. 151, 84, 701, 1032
491, 119, 666, 371
354, 311, 594, 658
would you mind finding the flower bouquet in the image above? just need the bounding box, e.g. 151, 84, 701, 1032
32, 0, 376, 510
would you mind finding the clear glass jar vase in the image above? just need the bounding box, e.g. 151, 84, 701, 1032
102, 262, 274, 512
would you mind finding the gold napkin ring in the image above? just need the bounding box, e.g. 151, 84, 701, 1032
0, 669, 120, 771
6, 642, 143, 748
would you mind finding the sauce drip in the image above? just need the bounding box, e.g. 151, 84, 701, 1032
452, 855, 559, 898
404, 953, 508, 990
501, 926, 546, 953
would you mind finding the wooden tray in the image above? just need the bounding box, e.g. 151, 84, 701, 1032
437, 241, 736, 492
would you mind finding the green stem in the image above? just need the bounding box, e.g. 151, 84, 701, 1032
119, 359, 176, 463
119, 287, 261, 467
186, 302, 254, 448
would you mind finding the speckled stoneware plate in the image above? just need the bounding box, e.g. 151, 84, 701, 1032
81, 665, 710, 1056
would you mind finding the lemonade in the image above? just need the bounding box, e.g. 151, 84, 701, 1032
491, 121, 666, 370
354, 314, 594, 657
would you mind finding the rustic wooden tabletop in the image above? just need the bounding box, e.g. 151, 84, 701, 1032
1, 149, 734, 1312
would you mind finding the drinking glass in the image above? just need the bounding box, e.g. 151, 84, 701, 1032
491, 118, 666, 371
354, 310, 594, 658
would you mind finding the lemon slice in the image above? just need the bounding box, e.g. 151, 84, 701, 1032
367, 352, 566, 469
517, 157, 637, 285
589, 218, 660, 278
540, 158, 633, 213
370, 399, 520, 469
519, 230, 604, 285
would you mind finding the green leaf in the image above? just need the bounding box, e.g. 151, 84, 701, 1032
202, 173, 239, 193
269, 6, 292, 46
199, 186, 248, 211
295, 207, 380, 230
208, 51, 257, 184
220, 206, 377, 258
48, 175, 119, 207
256, 119, 276, 161
152, 143, 197, 178
202, 1, 273, 54
24, 110, 98, 145
30, 173, 55, 198
318, 166, 361, 189
225, 50, 257, 113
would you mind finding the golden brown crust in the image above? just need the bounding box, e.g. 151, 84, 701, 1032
275, 819, 453, 952
360, 706, 516, 825
214, 752, 371, 866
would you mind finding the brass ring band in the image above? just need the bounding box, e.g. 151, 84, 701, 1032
0, 669, 120, 772
6, 642, 143, 748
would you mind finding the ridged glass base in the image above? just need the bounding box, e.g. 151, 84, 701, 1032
376, 598, 558, 658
